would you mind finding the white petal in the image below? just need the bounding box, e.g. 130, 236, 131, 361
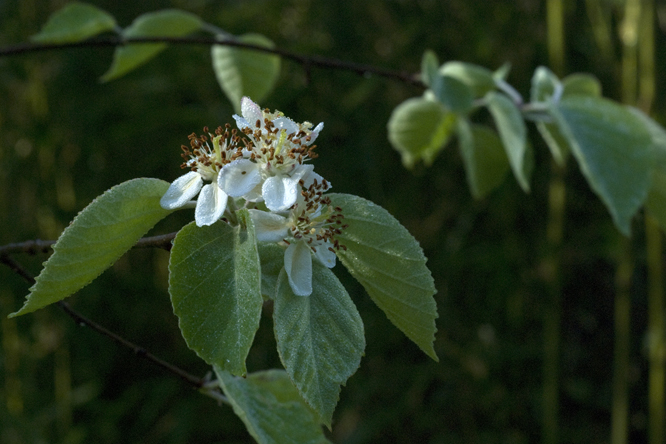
284, 241, 312, 296
218, 159, 262, 197
273, 116, 299, 135
248, 209, 289, 242
160, 171, 203, 209
314, 242, 337, 268
263, 176, 299, 212
306, 122, 324, 145
232, 114, 251, 131
290, 163, 314, 182
194, 183, 228, 227
241, 97, 263, 127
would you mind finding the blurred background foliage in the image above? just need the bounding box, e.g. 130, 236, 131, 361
1, 0, 666, 443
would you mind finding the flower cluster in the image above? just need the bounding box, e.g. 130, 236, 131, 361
161, 97, 346, 296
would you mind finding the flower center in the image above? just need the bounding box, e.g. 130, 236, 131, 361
180, 125, 246, 181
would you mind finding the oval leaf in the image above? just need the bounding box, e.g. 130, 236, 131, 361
439, 61, 496, 97
328, 193, 438, 361
457, 119, 510, 199
11, 178, 173, 317
552, 96, 654, 235
214, 368, 330, 444
31, 2, 117, 43
273, 264, 365, 428
420, 49, 439, 88
436, 75, 473, 113
562, 73, 602, 97
530, 66, 559, 103
485, 91, 530, 192
212, 33, 281, 113
387, 97, 455, 168
169, 209, 262, 376
101, 9, 203, 82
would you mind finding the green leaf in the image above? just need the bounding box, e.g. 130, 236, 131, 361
420, 49, 439, 87
10, 178, 173, 317
101, 9, 203, 82
257, 242, 285, 299
212, 33, 281, 113
273, 264, 365, 427
214, 368, 330, 444
536, 121, 570, 166
530, 66, 559, 103
562, 73, 602, 97
169, 209, 262, 376
439, 61, 495, 97
552, 96, 654, 235
328, 193, 438, 361
457, 119, 510, 199
387, 97, 456, 168
485, 91, 530, 192
436, 76, 474, 113
31, 2, 117, 43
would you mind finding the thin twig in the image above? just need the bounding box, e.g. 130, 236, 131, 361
0, 232, 177, 256
0, 36, 424, 87
0, 252, 225, 401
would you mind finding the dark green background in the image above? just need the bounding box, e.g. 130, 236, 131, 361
1, 1, 664, 443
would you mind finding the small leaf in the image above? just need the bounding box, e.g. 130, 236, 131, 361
214, 368, 331, 444
101, 9, 203, 82
457, 119, 510, 199
11, 178, 173, 317
169, 209, 262, 376
485, 91, 530, 192
420, 49, 439, 88
552, 96, 654, 235
439, 61, 495, 97
536, 122, 570, 166
562, 73, 602, 97
273, 264, 365, 427
436, 76, 473, 113
212, 33, 281, 113
530, 66, 559, 103
387, 97, 456, 168
328, 193, 438, 361
31, 2, 117, 43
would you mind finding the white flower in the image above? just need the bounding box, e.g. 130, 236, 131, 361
161, 127, 244, 227
248, 180, 347, 297
232, 97, 326, 212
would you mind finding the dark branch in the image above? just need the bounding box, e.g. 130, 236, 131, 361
0, 36, 424, 87
0, 231, 177, 256
0, 252, 214, 394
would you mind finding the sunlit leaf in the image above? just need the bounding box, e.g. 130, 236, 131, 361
10, 178, 173, 317
485, 91, 530, 192
439, 61, 495, 97
169, 209, 262, 376
101, 9, 203, 81
31, 2, 117, 43
552, 96, 654, 235
328, 193, 438, 361
215, 368, 330, 444
212, 33, 281, 113
273, 264, 365, 427
457, 119, 510, 199
387, 96, 456, 168
420, 49, 439, 88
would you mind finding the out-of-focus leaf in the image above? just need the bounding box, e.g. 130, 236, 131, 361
169, 210, 262, 376
552, 96, 654, 235
212, 33, 281, 113
11, 179, 173, 317
387, 97, 456, 168
436, 76, 473, 113
485, 91, 530, 192
457, 119, 510, 199
439, 61, 495, 97
420, 49, 439, 88
31, 2, 117, 43
562, 73, 602, 97
328, 193, 438, 361
530, 66, 559, 102
215, 368, 330, 444
273, 264, 365, 427
101, 9, 203, 82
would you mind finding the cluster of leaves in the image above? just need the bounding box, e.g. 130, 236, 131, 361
389, 51, 666, 236
12, 3, 439, 442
